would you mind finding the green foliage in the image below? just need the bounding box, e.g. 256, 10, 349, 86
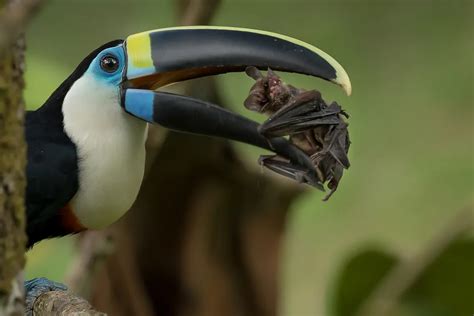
330, 239, 474, 316
331, 249, 398, 316
404, 239, 474, 316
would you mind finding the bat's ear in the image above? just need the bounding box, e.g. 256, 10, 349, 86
244, 92, 265, 112
245, 66, 263, 80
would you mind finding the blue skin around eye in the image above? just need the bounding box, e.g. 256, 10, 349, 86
88, 45, 126, 85
86, 44, 155, 123
124, 89, 154, 123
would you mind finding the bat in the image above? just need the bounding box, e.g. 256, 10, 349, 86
244, 67, 351, 200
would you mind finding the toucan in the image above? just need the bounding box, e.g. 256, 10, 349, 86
24, 26, 351, 308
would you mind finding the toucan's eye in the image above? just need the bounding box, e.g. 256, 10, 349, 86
100, 55, 119, 73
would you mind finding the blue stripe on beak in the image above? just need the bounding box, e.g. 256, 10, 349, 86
123, 89, 155, 123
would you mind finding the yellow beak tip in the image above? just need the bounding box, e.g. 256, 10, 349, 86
343, 82, 352, 96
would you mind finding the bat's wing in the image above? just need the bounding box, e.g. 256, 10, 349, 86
318, 121, 351, 169
259, 155, 325, 190
259, 92, 345, 137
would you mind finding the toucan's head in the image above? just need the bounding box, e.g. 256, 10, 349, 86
60, 26, 351, 184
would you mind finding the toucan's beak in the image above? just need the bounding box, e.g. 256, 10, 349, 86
120, 26, 352, 184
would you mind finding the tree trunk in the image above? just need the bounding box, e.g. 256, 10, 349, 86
0, 7, 27, 315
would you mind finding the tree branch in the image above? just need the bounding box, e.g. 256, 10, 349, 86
65, 231, 115, 299
177, 0, 221, 26
32, 291, 104, 315
0, 2, 30, 314
0, 0, 44, 55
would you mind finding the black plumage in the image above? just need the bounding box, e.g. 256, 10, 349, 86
25, 111, 79, 246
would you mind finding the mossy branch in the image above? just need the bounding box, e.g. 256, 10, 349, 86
32, 291, 104, 316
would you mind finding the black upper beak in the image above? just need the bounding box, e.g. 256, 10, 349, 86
123, 26, 351, 95
120, 27, 351, 185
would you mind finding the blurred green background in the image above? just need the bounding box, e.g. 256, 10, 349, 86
24, 0, 473, 315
